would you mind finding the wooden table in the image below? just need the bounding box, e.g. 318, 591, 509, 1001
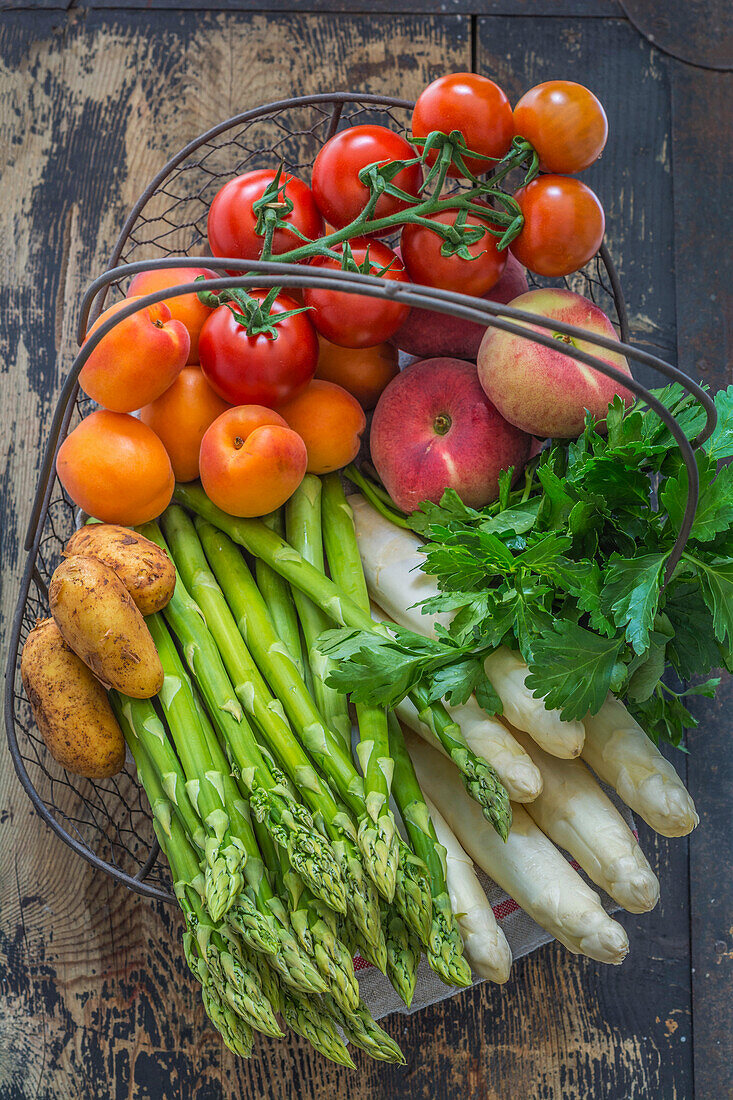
1, 3, 731, 1097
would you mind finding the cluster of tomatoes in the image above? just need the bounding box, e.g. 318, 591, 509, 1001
56, 72, 610, 528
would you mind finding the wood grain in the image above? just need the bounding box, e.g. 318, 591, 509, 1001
1, 7, 729, 1099
670, 61, 733, 1099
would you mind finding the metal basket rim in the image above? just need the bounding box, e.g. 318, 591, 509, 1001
4, 92, 716, 904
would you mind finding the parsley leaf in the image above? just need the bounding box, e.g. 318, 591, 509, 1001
685, 554, 733, 645
704, 384, 733, 461
602, 552, 668, 654
525, 622, 624, 721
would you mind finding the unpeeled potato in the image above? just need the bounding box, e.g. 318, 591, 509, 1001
21, 618, 126, 779
49, 556, 163, 698
65, 524, 175, 615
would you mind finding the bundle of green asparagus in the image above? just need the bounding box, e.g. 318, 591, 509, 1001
111, 477, 514, 1065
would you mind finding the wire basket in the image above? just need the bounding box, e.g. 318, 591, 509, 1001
4, 93, 716, 905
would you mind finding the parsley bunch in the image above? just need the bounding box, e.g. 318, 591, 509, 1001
323, 384, 733, 748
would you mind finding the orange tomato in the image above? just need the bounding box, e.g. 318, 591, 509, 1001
314, 336, 399, 410
80, 297, 189, 413
199, 406, 307, 517
127, 266, 218, 364
139, 366, 230, 483
276, 380, 366, 474
56, 411, 174, 525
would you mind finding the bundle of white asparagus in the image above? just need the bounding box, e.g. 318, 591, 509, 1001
347, 493, 698, 969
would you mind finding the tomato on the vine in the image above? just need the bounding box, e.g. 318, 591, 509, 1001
401, 209, 507, 296
198, 291, 319, 407
509, 176, 605, 277
311, 126, 423, 235
207, 169, 323, 264
513, 81, 608, 175
304, 240, 410, 348
412, 73, 514, 177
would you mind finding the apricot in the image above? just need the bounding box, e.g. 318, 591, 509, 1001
80, 297, 189, 413
199, 406, 307, 517
314, 337, 399, 410
276, 380, 366, 475
127, 266, 217, 364
139, 366, 230, 482
56, 411, 174, 525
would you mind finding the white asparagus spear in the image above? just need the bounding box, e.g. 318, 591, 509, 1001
370, 605, 542, 803
509, 725, 660, 913
482, 648, 585, 759
350, 493, 585, 758
425, 795, 513, 983
404, 731, 630, 965
582, 695, 699, 838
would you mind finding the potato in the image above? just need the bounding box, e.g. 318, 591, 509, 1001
65, 524, 175, 615
49, 556, 164, 698
21, 618, 126, 779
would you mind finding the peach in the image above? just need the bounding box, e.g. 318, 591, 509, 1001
80, 297, 189, 412
477, 288, 633, 438
127, 266, 218, 364
276, 379, 366, 474
370, 358, 532, 513
391, 252, 529, 361
199, 405, 307, 517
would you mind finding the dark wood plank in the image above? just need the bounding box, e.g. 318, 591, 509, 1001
669, 61, 733, 1099
0, 10, 474, 1100
618, 0, 733, 70
481, 16, 695, 1100
2, 0, 622, 14
1, 6, 727, 1099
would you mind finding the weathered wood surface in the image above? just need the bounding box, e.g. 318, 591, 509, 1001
1, 8, 730, 1099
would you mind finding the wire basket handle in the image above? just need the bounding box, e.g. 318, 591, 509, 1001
28, 261, 716, 587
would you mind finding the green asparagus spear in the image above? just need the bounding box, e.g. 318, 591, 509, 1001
139, 520, 346, 915
284, 477, 353, 750
322, 994, 406, 1065
382, 903, 421, 1008
280, 988, 355, 1068
390, 834, 432, 949
201, 982, 254, 1058
256, 509, 307, 677
388, 717, 472, 988
110, 691, 206, 853
321, 473, 399, 902
173, 482, 511, 838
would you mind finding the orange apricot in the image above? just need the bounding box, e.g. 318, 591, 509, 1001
276, 380, 366, 474
80, 297, 189, 413
56, 410, 174, 525
139, 366, 230, 483
199, 405, 307, 517
127, 266, 217, 364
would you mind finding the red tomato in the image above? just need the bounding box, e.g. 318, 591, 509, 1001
198, 291, 318, 407
311, 126, 423, 236
401, 209, 506, 296
412, 73, 514, 177
304, 240, 410, 349
513, 81, 608, 174
509, 176, 605, 277
207, 169, 323, 265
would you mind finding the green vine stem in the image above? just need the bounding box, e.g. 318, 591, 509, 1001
200, 129, 539, 335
